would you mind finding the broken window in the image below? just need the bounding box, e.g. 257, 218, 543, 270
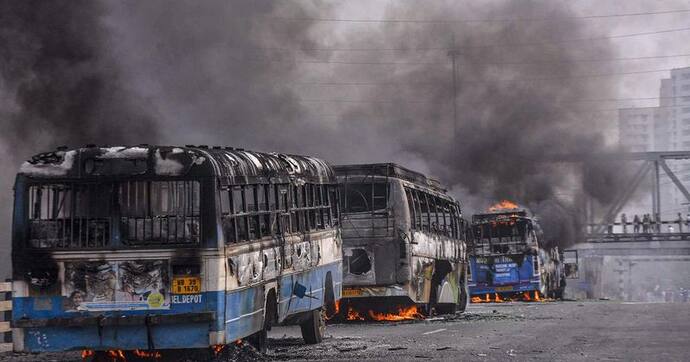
347, 248, 372, 275
28, 180, 200, 248
119, 181, 200, 245
221, 182, 335, 243
405, 188, 417, 229
28, 183, 114, 248
339, 181, 388, 213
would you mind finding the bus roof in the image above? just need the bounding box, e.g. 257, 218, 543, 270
18, 145, 335, 184
333, 163, 445, 192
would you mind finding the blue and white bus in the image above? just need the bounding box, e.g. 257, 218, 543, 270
11, 145, 342, 358
467, 208, 562, 301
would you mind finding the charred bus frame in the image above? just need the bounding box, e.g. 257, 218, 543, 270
11, 145, 342, 356
334, 163, 469, 316
468, 209, 564, 300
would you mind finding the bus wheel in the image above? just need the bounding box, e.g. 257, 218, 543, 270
300, 307, 325, 344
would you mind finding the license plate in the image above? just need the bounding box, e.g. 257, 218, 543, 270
172, 276, 201, 294
343, 288, 362, 297
496, 286, 513, 292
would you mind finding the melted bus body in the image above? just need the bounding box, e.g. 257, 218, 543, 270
468, 209, 563, 299
334, 163, 468, 314
11, 145, 341, 355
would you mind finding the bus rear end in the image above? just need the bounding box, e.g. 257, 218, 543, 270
11, 146, 223, 355
468, 210, 543, 301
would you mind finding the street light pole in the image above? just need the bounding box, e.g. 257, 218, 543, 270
448, 32, 459, 150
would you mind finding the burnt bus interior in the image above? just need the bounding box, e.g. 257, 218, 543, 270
27, 181, 201, 248
218, 182, 339, 244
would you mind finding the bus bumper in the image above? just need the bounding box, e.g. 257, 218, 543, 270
342, 284, 409, 299
12, 312, 215, 352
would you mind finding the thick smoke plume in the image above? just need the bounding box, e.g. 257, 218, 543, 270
330, 1, 625, 247
0, 0, 630, 270
0, 0, 325, 277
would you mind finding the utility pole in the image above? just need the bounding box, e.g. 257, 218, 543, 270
448, 33, 459, 147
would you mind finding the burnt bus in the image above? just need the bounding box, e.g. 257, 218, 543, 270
11, 145, 342, 358
468, 208, 565, 300
334, 163, 469, 315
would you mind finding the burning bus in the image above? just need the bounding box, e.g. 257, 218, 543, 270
468, 202, 565, 302
333, 163, 469, 320
11, 145, 341, 358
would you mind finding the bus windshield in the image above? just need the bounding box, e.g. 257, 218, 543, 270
471, 219, 531, 255
27, 180, 200, 248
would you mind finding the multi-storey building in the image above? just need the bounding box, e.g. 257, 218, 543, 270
618, 67, 690, 218
618, 107, 656, 152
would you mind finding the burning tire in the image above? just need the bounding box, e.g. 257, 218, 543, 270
300, 307, 326, 344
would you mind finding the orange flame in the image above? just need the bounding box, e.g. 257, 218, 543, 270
471, 291, 544, 303
334, 300, 341, 315
489, 200, 519, 212
213, 344, 226, 356
81, 350, 95, 360
367, 305, 424, 321
347, 305, 365, 321
107, 350, 126, 361
471, 293, 493, 303
133, 349, 162, 359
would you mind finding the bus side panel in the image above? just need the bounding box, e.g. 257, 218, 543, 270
224, 285, 264, 342
278, 261, 342, 321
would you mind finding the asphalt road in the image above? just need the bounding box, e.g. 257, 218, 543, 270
268, 301, 690, 361
2, 301, 688, 361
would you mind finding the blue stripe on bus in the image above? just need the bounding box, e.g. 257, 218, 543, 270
15, 262, 342, 352
13, 292, 217, 322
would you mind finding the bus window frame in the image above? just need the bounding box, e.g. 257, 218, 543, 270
25, 179, 203, 249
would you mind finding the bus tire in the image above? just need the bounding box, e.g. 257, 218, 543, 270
300, 307, 325, 344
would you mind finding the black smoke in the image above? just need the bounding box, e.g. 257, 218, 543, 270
0, 0, 326, 277
0, 0, 634, 262
330, 1, 626, 248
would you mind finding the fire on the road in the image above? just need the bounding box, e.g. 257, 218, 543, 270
332, 300, 425, 322
471, 291, 543, 303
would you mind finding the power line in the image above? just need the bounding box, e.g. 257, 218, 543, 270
294, 66, 681, 87
251, 25, 690, 52
268, 9, 690, 25
239, 52, 690, 66
300, 104, 690, 116
299, 95, 690, 105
